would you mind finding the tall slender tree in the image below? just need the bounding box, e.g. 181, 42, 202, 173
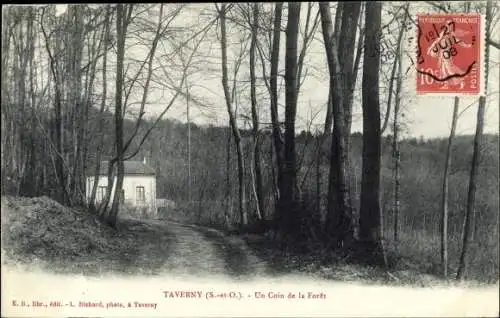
217, 3, 248, 226
457, 0, 493, 280
278, 2, 301, 239
89, 6, 111, 211
319, 2, 353, 249
40, 6, 70, 205
440, 97, 459, 277
392, 42, 404, 245
249, 3, 264, 220
270, 3, 284, 208
106, 3, 128, 227
359, 1, 386, 266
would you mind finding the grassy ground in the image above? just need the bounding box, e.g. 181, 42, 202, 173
383, 227, 499, 284
241, 234, 458, 287
1, 196, 497, 287
161, 203, 499, 286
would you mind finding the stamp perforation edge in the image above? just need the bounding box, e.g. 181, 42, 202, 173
414, 12, 486, 97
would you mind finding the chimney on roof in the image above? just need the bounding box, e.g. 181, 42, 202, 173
143, 157, 147, 165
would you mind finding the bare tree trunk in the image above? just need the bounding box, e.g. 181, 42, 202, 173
40, 7, 71, 205
187, 73, 192, 204
324, 92, 333, 134
277, 2, 301, 240
338, 2, 362, 241
225, 130, 233, 227
17, 18, 28, 197
69, 6, 85, 204
457, 96, 486, 280
338, 2, 361, 147
26, 8, 37, 197
324, 3, 344, 134
319, 2, 352, 249
456, 0, 492, 281
218, 4, 247, 226
359, 1, 386, 266
249, 3, 264, 220
381, 7, 407, 134
234, 136, 246, 226
392, 45, 404, 245
108, 4, 128, 228
348, 23, 365, 240
250, 136, 263, 220
270, 2, 284, 206
90, 6, 111, 211
56, 70, 68, 204
315, 133, 321, 219
99, 159, 116, 217
1, 8, 12, 194
441, 97, 459, 277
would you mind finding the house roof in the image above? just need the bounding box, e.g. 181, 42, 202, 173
97, 160, 156, 176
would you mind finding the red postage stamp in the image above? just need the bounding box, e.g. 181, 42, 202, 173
416, 13, 483, 95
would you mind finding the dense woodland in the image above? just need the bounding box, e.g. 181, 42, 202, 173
1, 2, 499, 282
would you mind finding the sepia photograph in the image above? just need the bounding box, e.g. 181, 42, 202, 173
1, 2, 499, 317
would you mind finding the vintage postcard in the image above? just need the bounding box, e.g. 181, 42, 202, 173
1, 2, 499, 317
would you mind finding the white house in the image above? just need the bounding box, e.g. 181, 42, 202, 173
86, 158, 157, 217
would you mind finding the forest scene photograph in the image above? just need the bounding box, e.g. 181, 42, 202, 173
1, 2, 499, 316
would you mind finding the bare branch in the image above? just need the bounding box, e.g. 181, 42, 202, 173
123, 4, 166, 153
123, 14, 210, 161
425, 1, 449, 13
488, 38, 500, 50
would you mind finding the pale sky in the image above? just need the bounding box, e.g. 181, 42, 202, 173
51, 3, 500, 139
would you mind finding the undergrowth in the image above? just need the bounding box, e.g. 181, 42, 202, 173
2, 195, 497, 287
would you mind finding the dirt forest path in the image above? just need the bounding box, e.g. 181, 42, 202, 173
1, 196, 271, 279
119, 218, 270, 279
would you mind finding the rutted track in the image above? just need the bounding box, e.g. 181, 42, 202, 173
1, 196, 269, 278
120, 218, 269, 279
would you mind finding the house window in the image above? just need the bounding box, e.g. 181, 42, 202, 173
136, 186, 145, 204
97, 186, 107, 202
